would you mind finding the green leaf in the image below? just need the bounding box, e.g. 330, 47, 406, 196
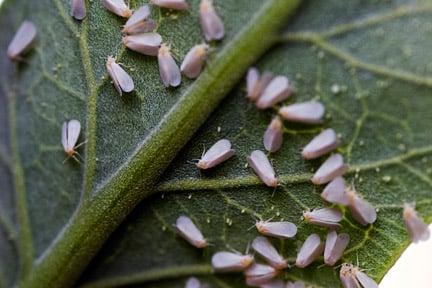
0, 0, 300, 287
77, 1, 432, 287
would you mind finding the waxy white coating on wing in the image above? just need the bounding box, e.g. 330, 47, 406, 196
302, 128, 340, 160
71, 0, 86, 20
175, 215, 208, 248
181, 44, 209, 79
311, 153, 348, 185
279, 101, 325, 124
256, 76, 292, 109
122, 32, 162, 56
403, 203, 430, 243
303, 207, 343, 229
263, 117, 284, 153
7, 21, 37, 60
102, 0, 132, 18
255, 220, 297, 239
244, 263, 279, 286
295, 234, 324, 268
199, 0, 224, 41
356, 270, 378, 288
211, 251, 253, 272
196, 139, 235, 169
246, 68, 273, 102
185, 277, 201, 288
324, 231, 350, 266
62, 119, 81, 156
247, 150, 278, 187
346, 187, 376, 226
339, 264, 359, 288
321, 177, 349, 205
286, 281, 305, 288
106, 56, 134, 95
251, 236, 287, 269
260, 279, 285, 288
151, 0, 189, 10
122, 5, 156, 34
158, 44, 181, 87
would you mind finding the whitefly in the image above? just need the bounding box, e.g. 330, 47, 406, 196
263, 116, 284, 153
346, 186, 377, 226
122, 32, 162, 56
251, 236, 287, 269
175, 215, 208, 248
324, 230, 350, 266
158, 44, 181, 87
303, 207, 343, 229
321, 176, 349, 205
403, 203, 430, 243
339, 263, 378, 288
151, 0, 189, 10
246, 68, 273, 102
61, 119, 83, 160
311, 153, 348, 185
199, 0, 224, 41
106, 56, 134, 95
279, 101, 325, 124
71, 0, 86, 20
302, 128, 340, 160
295, 233, 324, 268
102, 0, 132, 18
255, 220, 297, 239
255, 76, 292, 109
247, 150, 278, 187
244, 263, 279, 286
122, 5, 156, 35
196, 139, 235, 170
7, 21, 37, 61
211, 251, 254, 272
181, 44, 209, 79
185, 277, 201, 288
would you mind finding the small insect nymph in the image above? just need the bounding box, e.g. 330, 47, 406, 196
199, 0, 224, 41
185, 277, 201, 288
106, 56, 134, 95
246, 68, 273, 102
71, 0, 86, 20
175, 215, 208, 248
346, 186, 377, 226
247, 150, 278, 187
122, 5, 156, 35
302, 128, 340, 160
295, 233, 324, 268
62, 120, 84, 161
158, 44, 181, 87
339, 263, 378, 288
311, 153, 348, 185
102, 0, 132, 18
151, 0, 189, 10
244, 263, 279, 286
7, 21, 37, 61
255, 76, 292, 109
324, 230, 350, 266
196, 139, 235, 170
263, 116, 284, 153
181, 44, 209, 79
211, 251, 254, 272
255, 220, 297, 239
303, 207, 343, 229
122, 32, 162, 56
279, 101, 325, 124
321, 176, 349, 205
251, 236, 287, 269
403, 203, 430, 243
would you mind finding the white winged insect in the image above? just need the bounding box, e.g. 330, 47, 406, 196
263, 116, 284, 153
122, 32, 162, 56
62, 120, 85, 162
122, 5, 156, 35
106, 56, 134, 95
7, 21, 37, 61
339, 263, 378, 288
311, 153, 348, 185
403, 203, 430, 243
71, 0, 86, 20
102, 0, 132, 18
303, 207, 343, 229
324, 231, 350, 266
196, 139, 235, 170
247, 150, 278, 188
255, 76, 292, 109
321, 176, 349, 205
181, 44, 209, 79
346, 185, 376, 226
295, 234, 324, 268
255, 220, 297, 239
302, 128, 340, 160
246, 67, 273, 102
199, 0, 224, 41
151, 0, 189, 10
175, 215, 208, 248
244, 263, 279, 286
185, 277, 201, 288
251, 236, 287, 269
158, 44, 181, 87
211, 251, 254, 272
279, 101, 325, 124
